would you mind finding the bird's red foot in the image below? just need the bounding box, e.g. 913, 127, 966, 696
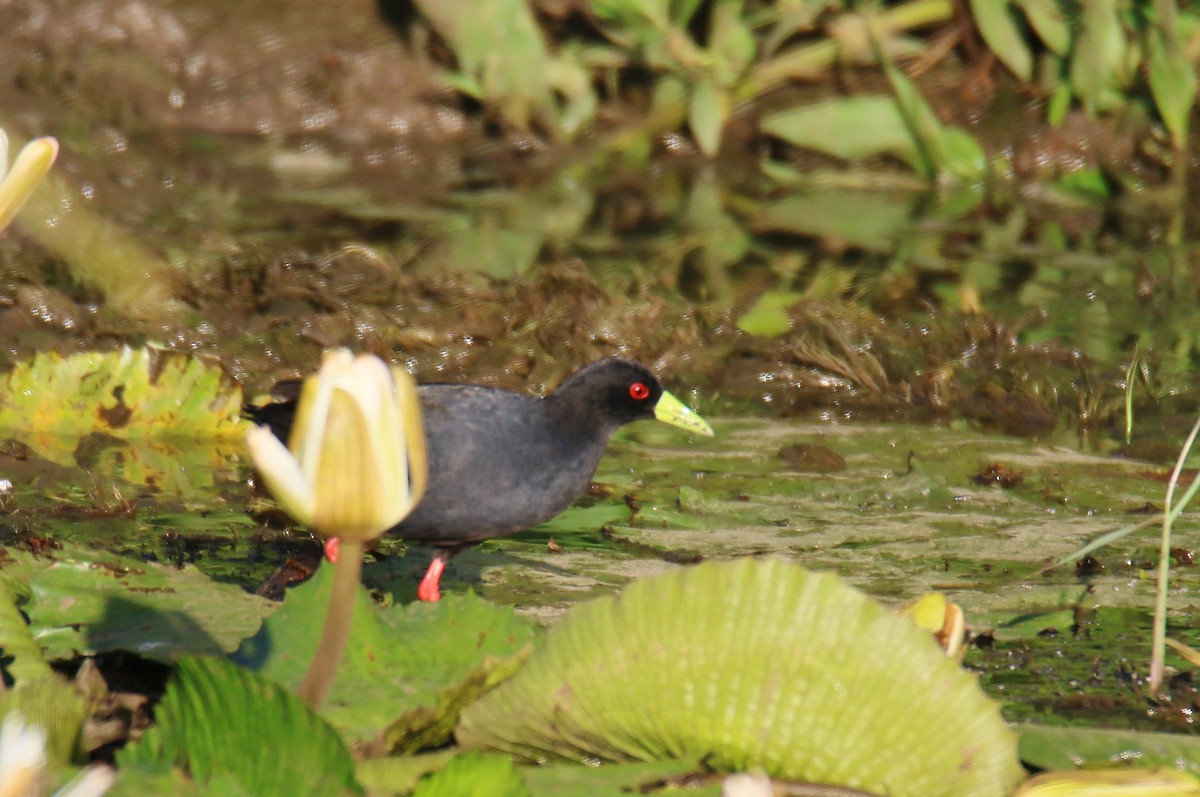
323, 537, 340, 563
417, 555, 447, 602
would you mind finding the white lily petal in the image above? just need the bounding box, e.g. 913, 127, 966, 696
247, 425, 316, 526
0, 712, 46, 797
311, 387, 395, 539
0, 136, 59, 232
392, 365, 428, 507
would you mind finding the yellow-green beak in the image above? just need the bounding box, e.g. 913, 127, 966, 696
654, 390, 714, 436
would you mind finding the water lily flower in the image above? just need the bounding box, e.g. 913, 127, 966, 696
0, 712, 113, 797
246, 349, 428, 542
246, 349, 427, 707
0, 131, 58, 233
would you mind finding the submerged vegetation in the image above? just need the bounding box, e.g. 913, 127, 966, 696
0, 0, 1199, 794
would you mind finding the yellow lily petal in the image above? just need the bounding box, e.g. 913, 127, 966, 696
393, 365, 428, 507
311, 387, 389, 539
246, 425, 316, 526
0, 136, 59, 232
290, 348, 354, 475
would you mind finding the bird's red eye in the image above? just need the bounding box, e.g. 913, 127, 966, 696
629, 382, 650, 401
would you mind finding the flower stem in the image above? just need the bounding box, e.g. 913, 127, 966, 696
298, 539, 363, 707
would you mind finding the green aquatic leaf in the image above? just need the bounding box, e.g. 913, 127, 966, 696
118, 656, 360, 797
0, 348, 248, 465
20, 545, 274, 663
881, 53, 988, 182
736, 291, 804, 337
754, 188, 919, 252
523, 760, 716, 797
760, 95, 921, 167
1146, 13, 1197, 150
105, 766, 202, 797
1017, 723, 1200, 778
0, 577, 52, 684
233, 563, 536, 750
1068, 0, 1129, 114
970, 0, 1033, 81
1017, 0, 1070, 55
411, 753, 529, 797
709, 0, 756, 81
356, 751, 458, 796
458, 557, 1023, 797
413, 0, 568, 135
689, 75, 728, 157
0, 676, 88, 771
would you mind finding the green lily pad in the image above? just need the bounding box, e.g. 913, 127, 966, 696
1018, 723, 1200, 777
458, 557, 1023, 797
233, 563, 537, 750
411, 753, 529, 797
118, 656, 360, 797
0, 675, 88, 772
19, 546, 274, 662
0, 348, 248, 466
523, 760, 716, 797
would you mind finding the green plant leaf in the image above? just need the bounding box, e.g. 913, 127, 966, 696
458, 557, 1023, 797
689, 75, 728, 157
736, 291, 804, 337
970, 0, 1034, 80
590, 0, 670, 32
118, 656, 360, 796
709, 0, 756, 81
881, 55, 988, 182
0, 675, 88, 771
356, 750, 458, 796
0, 348, 248, 466
1017, 723, 1200, 778
523, 760, 714, 797
411, 753, 529, 797
754, 188, 920, 252
20, 545, 274, 663
760, 96, 922, 168
1016, 0, 1070, 55
233, 563, 536, 750
1068, 0, 1129, 114
0, 577, 52, 684
106, 765, 203, 797
1146, 17, 1197, 150
413, 0, 566, 135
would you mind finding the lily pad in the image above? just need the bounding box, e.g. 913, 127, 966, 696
18, 546, 274, 662
457, 557, 1023, 797
410, 753, 528, 797
118, 656, 360, 797
1018, 723, 1200, 777
233, 563, 537, 750
0, 348, 249, 465
522, 760, 716, 797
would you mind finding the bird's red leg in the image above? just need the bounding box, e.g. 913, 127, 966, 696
324, 537, 340, 563
417, 552, 448, 602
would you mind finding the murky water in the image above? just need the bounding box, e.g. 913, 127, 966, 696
3, 408, 1196, 730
